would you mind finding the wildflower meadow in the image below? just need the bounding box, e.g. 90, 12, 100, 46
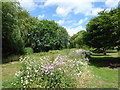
10, 49, 90, 88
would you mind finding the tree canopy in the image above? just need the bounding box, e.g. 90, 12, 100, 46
2, 2, 25, 56
27, 20, 69, 52
70, 30, 87, 49
84, 8, 119, 55
2, 2, 69, 57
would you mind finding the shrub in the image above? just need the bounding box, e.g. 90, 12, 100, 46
23, 47, 33, 55
39, 52, 47, 56
68, 49, 91, 61
2, 55, 21, 63
48, 50, 60, 54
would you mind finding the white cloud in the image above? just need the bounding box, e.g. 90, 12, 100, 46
93, 0, 119, 8
78, 20, 84, 25
105, 0, 119, 8
74, 17, 88, 26
56, 20, 64, 25
67, 20, 73, 23
35, 0, 47, 2
43, 0, 106, 17
38, 14, 45, 19
56, 19, 73, 25
18, 0, 38, 11
92, 8, 104, 15
18, 0, 118, 16
91, 0, 106, 2
78, 17, 88, 24
56, 6, 72, 17
89, 8, 104, 16
64, 26, 85, 36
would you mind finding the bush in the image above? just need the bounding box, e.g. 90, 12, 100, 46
68, 49, 91, 61
2, 55, 21, 63
23, 47, 33, 55
48, 50, 60, 54
76, 44, 80, 49
39, 52, 47, 56
80, 45, 90, 50
67, 43, 70, 49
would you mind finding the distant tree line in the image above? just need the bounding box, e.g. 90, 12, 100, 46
2, 2, 69, 57
70, 30, 88, 49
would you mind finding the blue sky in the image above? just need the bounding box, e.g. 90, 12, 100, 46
18, 0, 119, 36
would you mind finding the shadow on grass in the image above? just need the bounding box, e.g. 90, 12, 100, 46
89, 56, 120, 68
106, 50, 117, 53
2, 55, 21, 64
92, 54, 110, 56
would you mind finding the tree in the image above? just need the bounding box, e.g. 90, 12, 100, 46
70, 33, 79, 48
57, 26, 70, 49
84, 8, 119, 55
2, 2, 35, 57
27, 20, 69, 52
17, 9, 32, 47
109, 8, 120, 56
2, 2, 24, 57
70, 30, 87, 49
2, 2, 70, 57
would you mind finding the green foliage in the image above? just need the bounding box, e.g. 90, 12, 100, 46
48, 50, 60, 54
76, 44, 79, 49
23, 47, 33, 55
27, 20, 69, 52
84, 8, 119, 54
2, 2, 25, 57
2, 55, 21, 64
70, 30, 88, 49
2, 2, 69, 58
66, 43, 71, 49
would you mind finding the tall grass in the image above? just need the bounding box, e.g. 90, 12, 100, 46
2, 49, 90, 88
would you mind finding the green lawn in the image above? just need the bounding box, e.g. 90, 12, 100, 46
85, 50, 119, 88
2, 62, 22, 81
86, 66, 118, 88
2, 49, 120, 88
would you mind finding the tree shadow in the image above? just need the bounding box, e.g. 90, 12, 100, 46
89, 56, 120, 68
92, 54, 110, 56
106, 51, 117, 53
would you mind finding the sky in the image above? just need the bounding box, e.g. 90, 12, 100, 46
18, 0, 119, 36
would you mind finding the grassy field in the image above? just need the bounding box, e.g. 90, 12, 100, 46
85, 50, 119, 88
2, 49, 120, 88
2, 62, 22, 88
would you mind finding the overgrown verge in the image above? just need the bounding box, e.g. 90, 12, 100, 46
2, 49, 91, 88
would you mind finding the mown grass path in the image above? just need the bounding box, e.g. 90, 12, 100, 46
84, 50, 119, 88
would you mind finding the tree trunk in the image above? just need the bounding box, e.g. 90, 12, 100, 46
117, 46, 120, 57
103, 52, 106, 55
118, 50, 120, 57
103, 48, 107, 56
